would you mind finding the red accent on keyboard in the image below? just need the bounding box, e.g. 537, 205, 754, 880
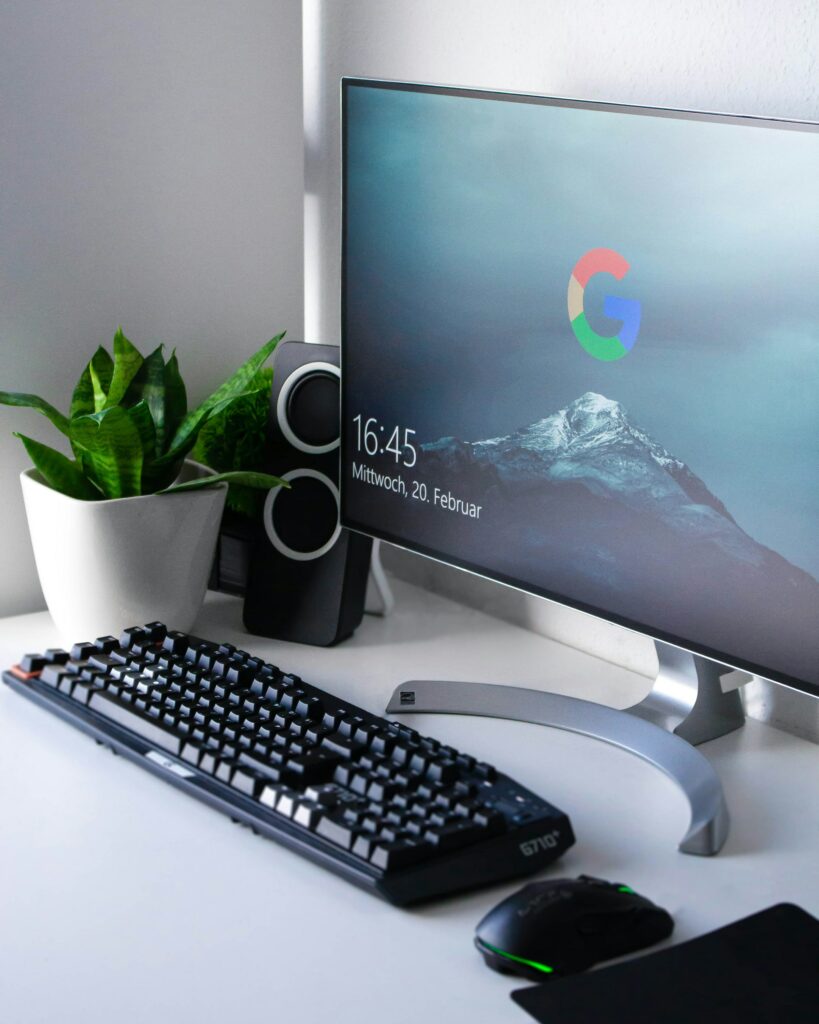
10, 665, 39, 680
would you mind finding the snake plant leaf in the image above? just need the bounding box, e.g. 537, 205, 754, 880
88, 346, 115, 412
158, 332, 285, 466
153, 387, 264, 468
70, 351, 114, 463
14, 432, 100, 500
0, 391, 70, 437
104, 327, 144, 408
70, 364, 94, 419
125, 400, 168, 493
127, 400, 157, 461
69, 346, 109, 419
124, 345, 167, 452
162, 351, 187, 453
69, 406, 144, 498
160, 470, 289, 495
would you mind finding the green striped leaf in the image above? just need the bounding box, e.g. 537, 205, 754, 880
104, 327, 144, 408
14, 433, 100, 500
162, 350, 187, 452
0, 391, 70, 437
88, 346, 115, 412
71, 346, 113, 417
127, 400, 157, 462
69, 406, 144, 498
124, 346, 167, 453
158, 332, 285, 466
156, 388, 263, 468
70, 364, 95, 419
160, 470, 289, 495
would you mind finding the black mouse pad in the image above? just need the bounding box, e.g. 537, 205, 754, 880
511, 903, 819, 1023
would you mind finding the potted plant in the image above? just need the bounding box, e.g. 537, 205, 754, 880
0, 328, 287, 641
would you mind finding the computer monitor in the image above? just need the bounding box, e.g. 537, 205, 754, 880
339, 79, 819, 722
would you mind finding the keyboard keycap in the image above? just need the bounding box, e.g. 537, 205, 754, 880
230, 767, 265, 797
426, 759, 459, 784
294, 694, 324, 720
161, 631, 189, 654
303, 783, 344, 807
370, 839, 432, 870
321, 734, 363, 759
273, 790, 299, 818
120, 627, 148, 649
40, 664, 70, 687
43, 648, 70, 665
351, 834, 376, 860
70, 681, 99, 705
475, 762, 497, 782
93, 636, 119, 653
89, 653, 120, 672
259, 784, 287, 811
424, 819, 488, 851
21, 654, 48, 673
88, 691, 182, 754
238, 750, 287, 782
281, 752, 339, 787
181, 742, 203, 766
316, 815, 357, 850
293, 800, 324, 829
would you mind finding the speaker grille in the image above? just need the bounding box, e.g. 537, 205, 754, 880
287, 372, 339, 447
276, 361, 341, 454
262, 469, 341, 562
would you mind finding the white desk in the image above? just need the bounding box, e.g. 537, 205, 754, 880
1, 580, 817, 1023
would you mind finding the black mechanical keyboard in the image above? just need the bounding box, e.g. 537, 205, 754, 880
3, 623, 574, 905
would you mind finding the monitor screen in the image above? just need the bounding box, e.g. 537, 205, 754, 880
340, 79, 819, 698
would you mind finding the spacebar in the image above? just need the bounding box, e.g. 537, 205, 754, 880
88, 691, 182, 754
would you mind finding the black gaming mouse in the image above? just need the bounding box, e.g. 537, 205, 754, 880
475, 875, 674, 981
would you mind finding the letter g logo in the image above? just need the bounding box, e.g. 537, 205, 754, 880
568, 248, 641, 361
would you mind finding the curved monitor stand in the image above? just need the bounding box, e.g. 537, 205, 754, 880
385, 642, 748, 856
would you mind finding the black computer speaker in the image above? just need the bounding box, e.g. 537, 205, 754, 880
243, 341, 372, 645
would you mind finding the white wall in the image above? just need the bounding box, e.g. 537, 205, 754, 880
0, 0, 304, 616
303, 0, 818, 676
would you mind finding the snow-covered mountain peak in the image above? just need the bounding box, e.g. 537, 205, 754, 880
426, 392, 734, 523
475, 392, 657, 461
564, 391, 626, 436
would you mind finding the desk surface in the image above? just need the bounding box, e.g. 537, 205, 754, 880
1, 580, 817, 1024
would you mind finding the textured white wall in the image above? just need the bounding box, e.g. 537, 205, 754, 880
0, 0, 304, 616
304, 0, 818, 674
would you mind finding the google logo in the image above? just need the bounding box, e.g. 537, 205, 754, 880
568, 248, 641, 361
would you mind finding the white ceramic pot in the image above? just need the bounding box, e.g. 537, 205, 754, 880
21, 459, 227, 644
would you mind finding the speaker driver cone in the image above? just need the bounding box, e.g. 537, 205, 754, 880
276, 361, 340, 454
263, 469, 341, 562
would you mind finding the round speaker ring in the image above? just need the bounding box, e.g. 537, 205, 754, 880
276, 360, 341, 454
263, 468, 342, 562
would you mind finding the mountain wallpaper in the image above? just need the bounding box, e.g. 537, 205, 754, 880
416, 393, 819, 684
342, 83, 819, 688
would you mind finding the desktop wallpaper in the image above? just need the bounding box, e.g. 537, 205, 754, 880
341, 82, 819, 690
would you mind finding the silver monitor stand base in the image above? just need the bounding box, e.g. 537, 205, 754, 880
385, 641, 748, 857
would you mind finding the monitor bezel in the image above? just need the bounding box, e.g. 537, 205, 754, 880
339, 76, 819, 701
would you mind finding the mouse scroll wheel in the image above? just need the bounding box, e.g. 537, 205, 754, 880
577, 908, 638, 935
